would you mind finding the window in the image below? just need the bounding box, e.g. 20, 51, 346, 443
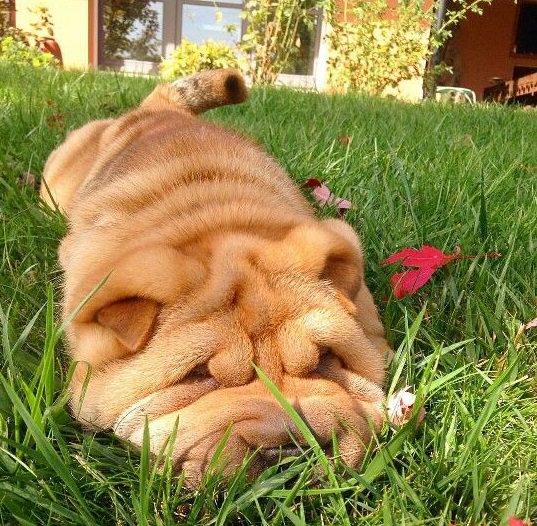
179, 2, 244, 45
97, 0, 321, 80
99, 1, 164, 64
98, 0, 242, 69
514, 2, 537, 55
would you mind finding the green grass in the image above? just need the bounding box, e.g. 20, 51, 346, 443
0, 63, 536, 525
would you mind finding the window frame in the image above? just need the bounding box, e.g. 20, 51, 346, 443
96, 0, 323, 83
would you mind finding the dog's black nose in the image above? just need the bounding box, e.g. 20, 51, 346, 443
258, 445, 303, 466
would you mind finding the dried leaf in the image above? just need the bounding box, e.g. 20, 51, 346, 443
338, 135, 352, 145
302, 179, 352, 215
18, 171, 38, 189
524, 317, 537, 330
47, 113, 65, 129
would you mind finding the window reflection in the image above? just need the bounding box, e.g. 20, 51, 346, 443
102, 0, 163, 62
98, 0, 319, 79
181, 4, 241, 46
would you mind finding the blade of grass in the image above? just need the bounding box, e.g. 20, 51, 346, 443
0, 373, 96, 525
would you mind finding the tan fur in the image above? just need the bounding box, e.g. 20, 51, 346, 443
41, 69, 393, 486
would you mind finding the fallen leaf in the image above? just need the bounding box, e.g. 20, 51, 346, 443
338, 135, 352, 146
524, 317, 537, 330
47, 113, 65, 129
387, 386, 426, 426
382, 245, 500, 298
18, 171, 38, 189
383, 244, 459, 269
302, 178, 352, 215
301, 178, 322, 189
312, 183, 333, 205
509, 517, 527, 526
390, 267, 436, 300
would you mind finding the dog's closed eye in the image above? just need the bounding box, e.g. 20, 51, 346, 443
318, 347, 343, 368
185, 363, 213, 383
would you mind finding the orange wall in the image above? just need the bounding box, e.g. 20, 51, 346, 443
455, 0, 537, 99
335, 0, 433, 22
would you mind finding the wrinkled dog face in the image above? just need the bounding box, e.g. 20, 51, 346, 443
71, 225, 387, 483
42, 69, 391, 485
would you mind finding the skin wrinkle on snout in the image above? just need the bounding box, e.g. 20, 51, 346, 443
123, 377, 384, 484
40, 69, 393, 484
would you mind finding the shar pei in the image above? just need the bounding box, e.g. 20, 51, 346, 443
41, 69, 393, 485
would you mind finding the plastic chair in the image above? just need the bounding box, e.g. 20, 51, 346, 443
435, 86, 477, 104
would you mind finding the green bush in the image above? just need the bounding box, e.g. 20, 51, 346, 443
160, 39, 241, 80
0, 35, 57, 68
238, 0, 319, 85
326, 0, 429, 95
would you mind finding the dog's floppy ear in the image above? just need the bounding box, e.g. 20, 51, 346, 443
96, 297, 159, 352
262, 221, 363, 297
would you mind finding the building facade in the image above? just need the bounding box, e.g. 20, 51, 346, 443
11, 0, 537, 100
13, 0, 328, 88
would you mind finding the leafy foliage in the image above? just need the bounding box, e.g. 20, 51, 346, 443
0, 35, 57, 68
325, 0, 493, 97
160, 39, 240, 80
0, 5, 58, 68
326, 0, 430, 95
238, 0, 320, 84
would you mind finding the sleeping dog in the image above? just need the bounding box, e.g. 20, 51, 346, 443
41, 69, 392, 485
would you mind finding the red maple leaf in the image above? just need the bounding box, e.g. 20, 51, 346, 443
390, 267, 436, 299
383, 245, 460, 268
383, 245, 500, 299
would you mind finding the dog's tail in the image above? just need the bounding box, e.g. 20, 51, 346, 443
141, 69, 248, 115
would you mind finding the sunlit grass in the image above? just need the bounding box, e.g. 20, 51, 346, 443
0, 64, 535, 525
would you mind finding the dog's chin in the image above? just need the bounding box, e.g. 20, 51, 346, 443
113, 375, 385, 487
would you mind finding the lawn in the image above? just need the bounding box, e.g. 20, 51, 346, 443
0, 64, 535, 525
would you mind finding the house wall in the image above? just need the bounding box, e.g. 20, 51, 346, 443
15, 0, 90, 68
455, 0, 537, 99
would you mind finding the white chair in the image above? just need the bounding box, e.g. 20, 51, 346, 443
435, 86, 477, 104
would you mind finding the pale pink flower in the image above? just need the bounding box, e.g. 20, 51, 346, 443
387, 386, 426, 426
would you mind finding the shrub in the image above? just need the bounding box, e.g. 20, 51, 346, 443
160, 39, 240, 80
326, 0, 430, 95
0, 35, 57, 68
238, 0, 319, 85
0, 4, 59, 69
